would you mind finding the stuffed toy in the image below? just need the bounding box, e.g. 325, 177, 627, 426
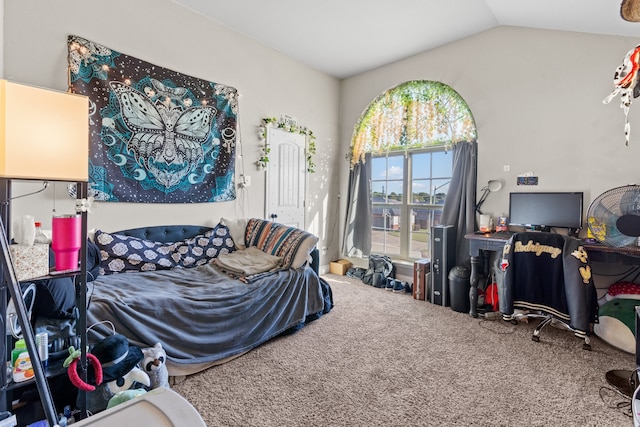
139, 342, 170, 389
594, 298, 636, 353
106, 389, 147, 409
603, 44, 640, 146
83, 334, 150, 414
592, 282, 640, 354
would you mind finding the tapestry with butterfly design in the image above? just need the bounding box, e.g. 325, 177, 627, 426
67, 35, 237, 203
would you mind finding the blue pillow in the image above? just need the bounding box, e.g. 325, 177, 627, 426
95, 224, 235, 275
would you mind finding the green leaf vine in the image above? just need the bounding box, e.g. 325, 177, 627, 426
349, 80, 477, 168
258, 117, 317, 173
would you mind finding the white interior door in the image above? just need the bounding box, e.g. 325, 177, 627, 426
265, 127, 306, 228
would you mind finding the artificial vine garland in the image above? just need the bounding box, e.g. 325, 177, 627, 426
257, 117, 317, 173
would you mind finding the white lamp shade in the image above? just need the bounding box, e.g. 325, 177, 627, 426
0, 80, 89, 181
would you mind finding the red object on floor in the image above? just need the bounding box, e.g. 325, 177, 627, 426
485, 282, 499, 312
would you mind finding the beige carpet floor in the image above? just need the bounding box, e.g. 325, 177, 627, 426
173, 273, 636, 426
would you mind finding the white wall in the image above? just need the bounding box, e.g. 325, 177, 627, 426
2, 0, 341, 265
6, 4, 640, 274
341, 26, 640, 226
340, 26, 640, 287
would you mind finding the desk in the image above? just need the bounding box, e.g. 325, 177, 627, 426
582, 242, 640, 266
464, 233, 640, 318
465, 233, 511, 317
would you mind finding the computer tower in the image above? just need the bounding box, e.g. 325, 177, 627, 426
430, 225, 456, 306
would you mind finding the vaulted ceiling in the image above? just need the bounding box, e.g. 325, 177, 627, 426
172, 0, 640, 78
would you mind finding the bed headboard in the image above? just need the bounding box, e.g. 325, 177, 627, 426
114, 224, 320, 274
116, 225, 212, 243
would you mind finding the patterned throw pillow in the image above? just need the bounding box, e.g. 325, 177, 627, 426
95, 223, 235, 275
244, 218, 318, 269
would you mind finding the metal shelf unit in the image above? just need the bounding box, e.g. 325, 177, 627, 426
0, 178, 89, 426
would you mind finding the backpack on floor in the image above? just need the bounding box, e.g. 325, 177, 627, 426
362, 254, 394, 287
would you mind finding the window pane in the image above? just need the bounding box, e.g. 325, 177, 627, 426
371, 155, 404, 180
412, 153, 431, 179
432, 151, 451, 177
386, 155, 404, 180
371, 157, 387, 181
371, 155, 404, 203
431, 179, 449, 204
411, 151, 451, 205
412, 179, 431, 205
409, 207, 443, 259
386, 181, 403, 202
371, 208, 401, 256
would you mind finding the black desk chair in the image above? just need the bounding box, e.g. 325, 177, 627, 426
498, 231, 598, 350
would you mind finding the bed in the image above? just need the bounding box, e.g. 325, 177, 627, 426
84, 219, 333, 377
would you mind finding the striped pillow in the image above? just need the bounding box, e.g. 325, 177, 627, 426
244, 218, 318, 269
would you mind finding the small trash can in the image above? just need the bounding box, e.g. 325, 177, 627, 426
449, 266, 471, 313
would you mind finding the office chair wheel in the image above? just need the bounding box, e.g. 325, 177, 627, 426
583, 343, 592, 351
532, 335, 540, 342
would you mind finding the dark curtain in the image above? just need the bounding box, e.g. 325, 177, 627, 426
342, 153, 372, 257
441, 141, 478, 268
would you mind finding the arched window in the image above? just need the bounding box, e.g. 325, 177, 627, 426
348, 81, 477, 260
350, 80, 476, 167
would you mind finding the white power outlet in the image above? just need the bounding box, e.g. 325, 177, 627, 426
239, 175, 251, 188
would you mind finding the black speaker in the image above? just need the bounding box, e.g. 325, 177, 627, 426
430, 225, 456, 306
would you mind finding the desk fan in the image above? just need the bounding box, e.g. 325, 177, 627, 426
587, 184, 640, 247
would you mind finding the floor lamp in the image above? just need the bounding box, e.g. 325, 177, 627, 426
0, 80, 88, 426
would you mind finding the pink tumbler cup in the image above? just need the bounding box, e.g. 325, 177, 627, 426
51, 214, 82, 271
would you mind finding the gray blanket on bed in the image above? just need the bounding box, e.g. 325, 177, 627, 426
86, 262, 325, 370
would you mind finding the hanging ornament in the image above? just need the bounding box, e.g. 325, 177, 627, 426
603, 45, 640, 146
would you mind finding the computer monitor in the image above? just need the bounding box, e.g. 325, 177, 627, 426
508, 192, 584, 232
